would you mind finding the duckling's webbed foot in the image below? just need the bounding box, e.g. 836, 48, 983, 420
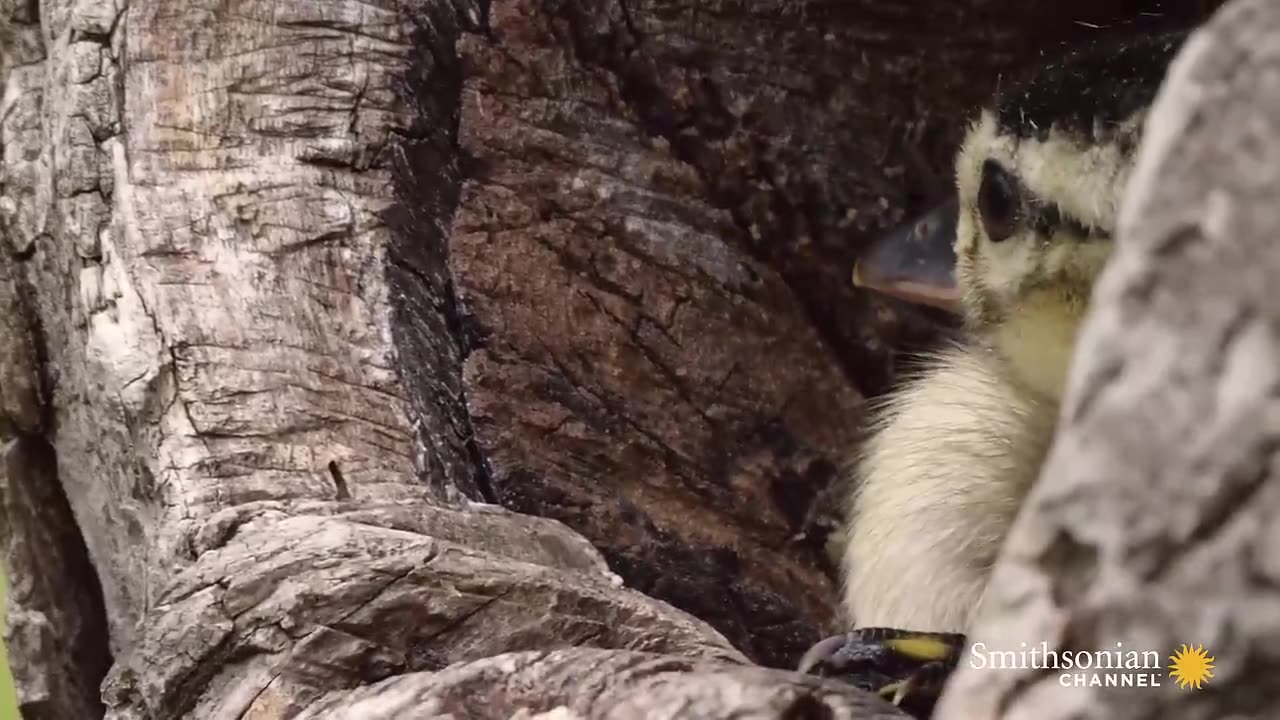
798, 628, 964, 718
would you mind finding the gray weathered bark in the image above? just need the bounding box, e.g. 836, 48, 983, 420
938, 0, 1280, 717
0, 0, 1243, 717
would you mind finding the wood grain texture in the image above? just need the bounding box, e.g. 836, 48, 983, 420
0, 0, 1232, 716
295, 649, 907, 719
440, 0, 1213, 668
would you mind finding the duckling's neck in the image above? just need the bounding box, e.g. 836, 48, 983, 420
986, 287, 1090, 403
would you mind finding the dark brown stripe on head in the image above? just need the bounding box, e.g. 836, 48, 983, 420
1029, 202, 1097, 241
995, 33, 1185, 144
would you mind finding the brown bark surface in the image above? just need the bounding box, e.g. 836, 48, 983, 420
439, 0, 1215, 667
0, 0, 1238, 717
294, 649, 907, 719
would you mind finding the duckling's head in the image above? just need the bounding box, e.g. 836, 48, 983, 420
856, 33, 1185, 401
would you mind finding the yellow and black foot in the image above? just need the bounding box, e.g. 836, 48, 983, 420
797, 628, 964, 718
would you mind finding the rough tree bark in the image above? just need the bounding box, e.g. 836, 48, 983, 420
938, 0, 1280, 717
0, 0, 1237, 718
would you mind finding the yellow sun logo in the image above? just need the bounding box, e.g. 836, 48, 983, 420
1169, 644, 1215, 689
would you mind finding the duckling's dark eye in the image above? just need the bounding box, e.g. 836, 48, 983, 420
977, 159, 1020, 243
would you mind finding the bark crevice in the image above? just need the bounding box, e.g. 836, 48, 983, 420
385, 0, 498, 505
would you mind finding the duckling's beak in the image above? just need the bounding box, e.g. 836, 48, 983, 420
853, 196, 962, 314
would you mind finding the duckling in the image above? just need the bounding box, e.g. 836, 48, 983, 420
801, 31, 1187, 712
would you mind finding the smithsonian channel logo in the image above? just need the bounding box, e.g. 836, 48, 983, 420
969, 641, 1215, 689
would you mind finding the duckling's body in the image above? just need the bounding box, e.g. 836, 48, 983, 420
838, 33, 1188, 636
842, 218, 1100, 632
843, 343, 1055, 631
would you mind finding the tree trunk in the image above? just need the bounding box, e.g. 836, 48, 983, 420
0, 0, 1239, 717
